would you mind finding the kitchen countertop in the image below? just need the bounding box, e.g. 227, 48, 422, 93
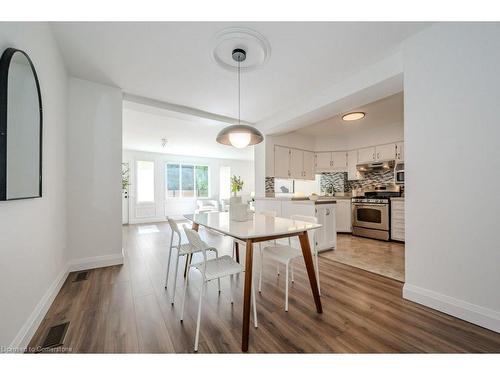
390, 197, 405, 201
254, 196, 336, 205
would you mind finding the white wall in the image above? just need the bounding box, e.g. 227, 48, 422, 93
123, 149, 255, 223
0, 23, 68, 347
403, 23, 500, 332
313, 120, 404, 151
66, 78, 123, 265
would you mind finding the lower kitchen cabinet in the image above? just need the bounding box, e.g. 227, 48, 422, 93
335, 198, 352, 232
255, 198, 337, 251
391, 199, 405, 241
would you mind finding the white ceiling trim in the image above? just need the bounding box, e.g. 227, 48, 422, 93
123, 93, 252, 126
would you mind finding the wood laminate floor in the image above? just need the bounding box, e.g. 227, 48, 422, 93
323, 234, 405, 282
27, 221, 500, 353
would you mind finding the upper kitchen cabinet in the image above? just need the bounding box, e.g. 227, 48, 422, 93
347, 150, 360, 180
315, 152, 332, 171
290, 148, 303, 178
274, 145, 315, 180
274, 145, 291, 178
358, 146, 376, 163
315, 151, 347, 172
302, 150, 315, 179
358, 143, 397, 163
332, 151, 347, 169
375, 143, 397, 161
396, 142, 404, 161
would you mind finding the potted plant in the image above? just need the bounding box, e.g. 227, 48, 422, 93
122, 163, 130, 192
231, 175, 244, 197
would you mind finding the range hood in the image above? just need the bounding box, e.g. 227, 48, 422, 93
356, 160, 395, 173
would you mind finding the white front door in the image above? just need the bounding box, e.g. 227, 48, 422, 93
122, 189, 129, 224
122, 162, 129, 224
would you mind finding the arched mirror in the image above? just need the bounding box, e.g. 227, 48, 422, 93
0, 48, 42, 200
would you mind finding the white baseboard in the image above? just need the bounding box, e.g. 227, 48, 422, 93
9, 264, 69, 351
403, 283, 500, 333
68, 251, 124, 272
127, 217, 167, 225
9, 250, 125, 351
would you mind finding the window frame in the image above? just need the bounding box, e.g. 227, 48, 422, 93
165, 162, 210, 199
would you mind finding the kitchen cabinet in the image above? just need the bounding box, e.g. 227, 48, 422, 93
290, 148, 303, 178
375, 143, 397, 161
274, 145, 315, 180
303, 150, 315, 179
315, 151, 347, 172
391, 199, 405, 241
335, 199, 352, 232
274, 145, 291, 178
358, 144, 397, 163
347, 150, 360, 180
315, 204, 337, 251
255, 198, 337, 252
396, 142, 404, 161
358, 147, 376, 163
332, 151, 347, 169
315, 152, 332, 171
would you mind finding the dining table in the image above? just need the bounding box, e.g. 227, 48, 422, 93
184, 211, 323, 352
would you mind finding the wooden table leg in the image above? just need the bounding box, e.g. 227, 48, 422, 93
234, 241, 240, 263
241, 239, 254, 352
298, 231, 323, 313
184, 222, 200, 278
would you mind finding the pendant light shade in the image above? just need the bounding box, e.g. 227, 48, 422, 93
216, 48, 263, 148
216, 124, 264, 148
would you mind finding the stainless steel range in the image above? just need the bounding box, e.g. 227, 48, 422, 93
351, 184, 400, 241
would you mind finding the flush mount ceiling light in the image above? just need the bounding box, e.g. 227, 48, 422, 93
216, 48, 263, 149
342, 112, 366, 121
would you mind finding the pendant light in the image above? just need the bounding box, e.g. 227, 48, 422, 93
216, 48, 263, 148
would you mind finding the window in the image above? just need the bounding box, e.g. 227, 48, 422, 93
181, 165, 194, 197
136, 160, 155, 203
166, 163, 209, 198
166, 164, 180, 197
195, 166, 209, 198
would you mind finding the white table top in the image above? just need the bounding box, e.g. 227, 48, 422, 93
184, 212, 322, 240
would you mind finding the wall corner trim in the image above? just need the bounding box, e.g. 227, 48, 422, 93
9, 251, 124, 350
68, 252, 124, 272
403, 283, 500, 333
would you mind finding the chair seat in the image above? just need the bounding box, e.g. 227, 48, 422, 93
190, 255, 244, 281
175, 243, 217, 256
262, 245, 303, 264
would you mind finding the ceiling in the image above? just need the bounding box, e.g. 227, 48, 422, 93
51, 22, 428, 124
297, 91, 404, 136
122, 101, 254, 160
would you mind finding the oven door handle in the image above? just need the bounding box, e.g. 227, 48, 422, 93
353, 204, 387, 208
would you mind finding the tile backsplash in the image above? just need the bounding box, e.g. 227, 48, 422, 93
265, 169, 395, 195
320, 169, 395, 193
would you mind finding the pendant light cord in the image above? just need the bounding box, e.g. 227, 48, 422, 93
238, 59, 241, 125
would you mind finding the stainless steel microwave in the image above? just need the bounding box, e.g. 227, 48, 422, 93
395, 169, 405, 184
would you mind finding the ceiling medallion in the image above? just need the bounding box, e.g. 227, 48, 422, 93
210, 27, 271, 72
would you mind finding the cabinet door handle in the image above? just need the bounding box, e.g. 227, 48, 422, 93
326, 208, 330, 215
373, 153, 375, 160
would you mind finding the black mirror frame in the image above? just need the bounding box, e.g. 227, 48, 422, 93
0, 48, 43, 201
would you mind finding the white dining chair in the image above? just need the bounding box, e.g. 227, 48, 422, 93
260, 214, 320, 311
165, 217, 219, 305
181, 227, 258, 352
